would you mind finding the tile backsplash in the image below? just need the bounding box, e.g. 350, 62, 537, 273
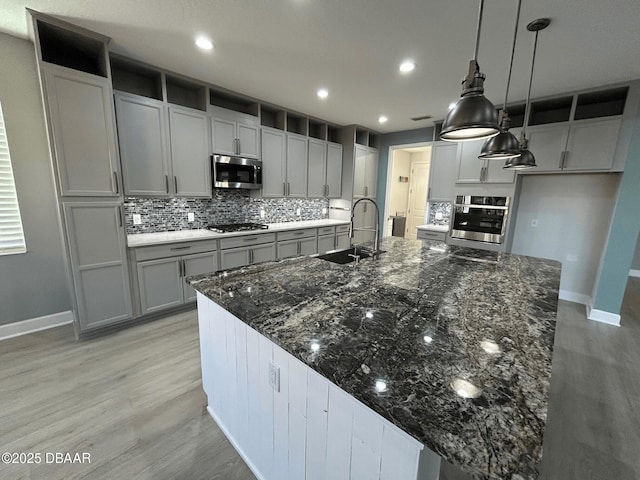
427, 201, 452, 225
124, 190, 329, 234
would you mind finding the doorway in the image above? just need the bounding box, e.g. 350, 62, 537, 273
384, 143, 432, 240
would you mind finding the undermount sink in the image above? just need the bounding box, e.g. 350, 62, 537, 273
315, 246, 385, 265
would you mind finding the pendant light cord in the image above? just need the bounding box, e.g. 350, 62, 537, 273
502, 0, 522, 112
473, 0, 485, 62
522, 30, 540, 136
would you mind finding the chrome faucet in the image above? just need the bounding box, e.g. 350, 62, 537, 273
349, 197, 380, 254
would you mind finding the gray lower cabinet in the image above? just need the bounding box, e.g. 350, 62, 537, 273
336, 232, 350, 250
277, 237, 318, 259
137, 251, 217, 314
63, 201, 132, 331
114, 93, 170, 196
44, 65, 121, 197
220, 243, 276, 270
318, 234, 336, 253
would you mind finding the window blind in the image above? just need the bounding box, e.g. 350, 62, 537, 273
0, 101, 27, 255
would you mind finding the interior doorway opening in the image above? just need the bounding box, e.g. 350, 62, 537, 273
384, 143, 432, 240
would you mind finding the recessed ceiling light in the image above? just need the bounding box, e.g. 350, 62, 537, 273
399, 60, 416, 74
317, 88, 329, 99
378, 115, 388, 124
195, 36, 214, 51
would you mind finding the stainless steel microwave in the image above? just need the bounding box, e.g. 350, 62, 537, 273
212, 155, 262, 190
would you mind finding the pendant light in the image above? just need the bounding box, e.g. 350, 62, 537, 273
504, 18, 550, 170
440, 0, 500, 142
479, 0, 523, 160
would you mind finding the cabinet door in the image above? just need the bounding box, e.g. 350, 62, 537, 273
526, 124, 569, 172
287, 135, 308, 197
115, 93, 170, 196
277, 239, 299, 260
364, 148, 378, 198
326, 143, 343, 198
220, 247, 249, 270
212, 118, 236, 155
456, 140, 484, 183
237, 124, 259, 158
183, 252, 218, 302
307, 139, 327, 198
261, 129, 287, 197
564, 118, 621, 171
317, 234, 336, 254
429, 143, 458, 201
137, 257, 183, 314
44, 67, 120, 197
299, 237, 318, 256
353, 145, 368, 198
63, 202, 132, 331
251, 243, 277, 264
169, 107, 211, 197
335, 232, 350, 250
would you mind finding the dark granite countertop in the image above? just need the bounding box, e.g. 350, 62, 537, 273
187, 237, 561, 480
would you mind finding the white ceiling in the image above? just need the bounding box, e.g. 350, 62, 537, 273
2, 0, 639, 133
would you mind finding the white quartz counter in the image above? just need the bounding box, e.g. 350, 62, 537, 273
127, 219, 350, 247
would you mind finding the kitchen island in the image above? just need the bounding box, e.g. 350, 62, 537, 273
188, 237, 560, 480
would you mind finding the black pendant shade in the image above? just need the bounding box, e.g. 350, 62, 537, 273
479, 113, 521, 159
503, 148, 536, 169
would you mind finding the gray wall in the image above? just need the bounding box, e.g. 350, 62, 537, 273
0, 33, 70, 325
511, 173, 620, 303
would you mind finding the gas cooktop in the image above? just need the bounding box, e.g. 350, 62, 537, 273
207, 223, 269, 233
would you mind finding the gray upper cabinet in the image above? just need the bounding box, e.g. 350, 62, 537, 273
115, 93, 170, 196
63, 201, 132, 331
286, 134, 308, 198
307, 139, 327, 198
261, 128, 287, 197
169, 106, 211, 197
308, 140, 343, 198
212, 116, 259, 158
523, 124, 568, 172
354, 145, 378, 198
43, 66, 120, 197
326, 143, 343, 198
456, 139, 514, 184
428, 143, 458, 201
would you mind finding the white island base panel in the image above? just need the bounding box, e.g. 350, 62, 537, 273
197, 293, 442, 480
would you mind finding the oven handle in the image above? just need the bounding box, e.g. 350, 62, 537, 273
454, 204, 509, 210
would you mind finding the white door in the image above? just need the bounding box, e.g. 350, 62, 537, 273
406, 161, 430, 240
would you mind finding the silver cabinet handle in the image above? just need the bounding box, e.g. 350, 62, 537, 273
428, 187, 431, 199
165, 175, 170, 194
113, 172, 119, 194
118, 206, 123, 227
283, 182, 286, 196
170, 246, 191, 251
174, 176, 178, 193
248, 249, 253, 264
287, 183, 291, 196
182, 259, 187, 277
293, 231, 304, 236
243, 236, 258, 242
364, 186, 368, 197
562, 150, 569, 169
558, 151, 564, 169
297, 241, 301, 255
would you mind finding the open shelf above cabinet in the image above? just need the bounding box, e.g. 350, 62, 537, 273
260, 105, 286, 130
110, 55, 163, 100
286, 113, 308, 136
327, 126, 341, 144
505, 103, 526, 128
574, 86, 629, 121
355, 128, 369, 146
165, 75, 207, 111
528, 96, 573, 126
308, 120, 327, 140
209, 88, 259, 116
36, 20, 108, 77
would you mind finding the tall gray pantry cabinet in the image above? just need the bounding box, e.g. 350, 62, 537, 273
32, 12, 133, 334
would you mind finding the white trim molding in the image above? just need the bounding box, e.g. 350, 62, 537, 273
629, 269, 640, 278
0, 310, 74, 341
558, 290, 591, 306
586, 305, 621, 327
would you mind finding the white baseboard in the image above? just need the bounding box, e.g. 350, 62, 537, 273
586, 305, 621, 327
630, 269, 640, 278
558, 290, 591, 306
0, 310, 74, 341
206, 405, 265, 480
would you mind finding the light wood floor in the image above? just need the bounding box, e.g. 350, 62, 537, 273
1, 277, 638, 480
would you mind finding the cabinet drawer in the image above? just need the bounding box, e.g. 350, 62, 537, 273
317, 226, 336, 236
219, 232, 276, 250
335, 224, 350, 233
277, 228, 317, 241
417, 229, 446, 242
134, 239, 218, 261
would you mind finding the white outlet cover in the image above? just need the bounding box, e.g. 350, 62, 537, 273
133, 214, 142, 225
435, 212, 443, 220
322, 207, 327, 214
188, 212, 195, 222
296, 208, 301, 216
260, 209, 265, 219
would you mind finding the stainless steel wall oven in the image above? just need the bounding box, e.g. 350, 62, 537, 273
451, 195, 510, 244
